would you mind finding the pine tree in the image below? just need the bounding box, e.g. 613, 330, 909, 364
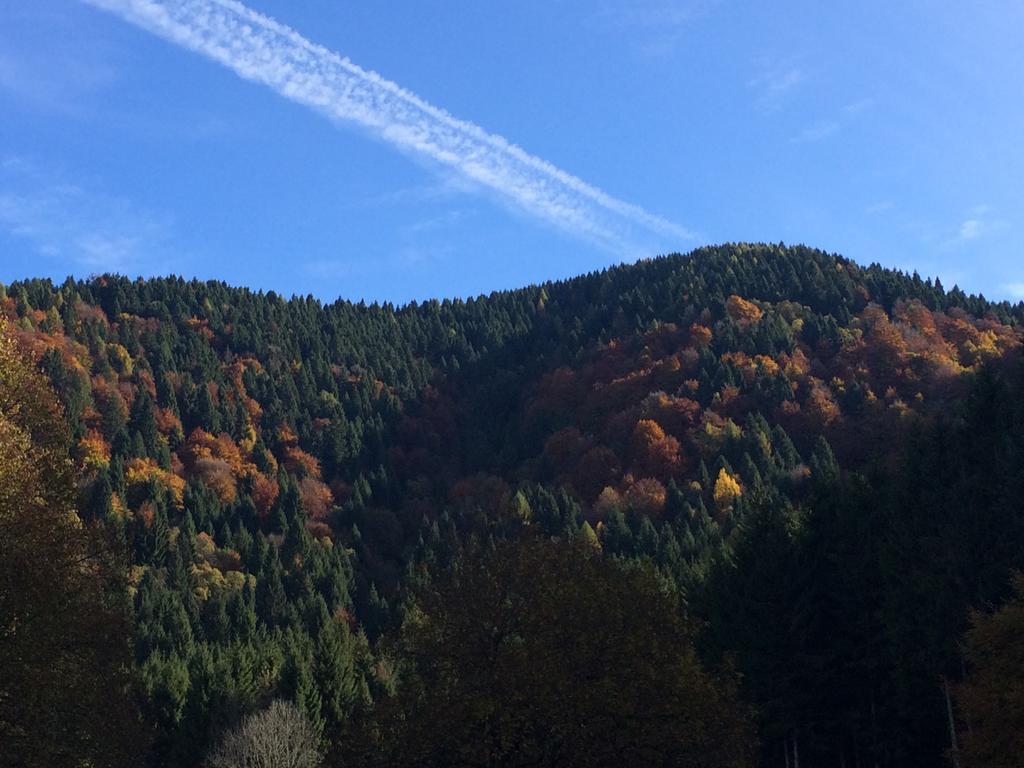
257, 549, 288, 628
315, 619, 361, 732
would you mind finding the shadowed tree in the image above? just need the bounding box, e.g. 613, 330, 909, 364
0, 320, 145, 767
342, 537, 755, 768
956, 573, 1024, 768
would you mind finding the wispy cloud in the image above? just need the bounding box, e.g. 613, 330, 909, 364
0, 47, 114, 118
0, 8, 119, 117
864, 200, 894, 215
593, 0, 718, 56
597, 0, 710, 28
0, 155, 177, 274
1002, 282, 1024, 299
348, 177, 474, 211
789, 95, 872, 145
302, 258, 366, 281
842, 98, 874, 116
82, 0, 694, 257
748, 58, 804, 113
954, 205, 1007, 243
407, 209, 473, 235
396, 243, 457, 267
958, 219, 985, 240
791, 120, 839, 143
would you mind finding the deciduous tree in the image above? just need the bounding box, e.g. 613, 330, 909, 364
348, 537, 755, 767
208, 700, 321, 768
0, 320, 144, 766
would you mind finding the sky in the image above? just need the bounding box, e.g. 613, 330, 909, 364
1, 0, 1022, 305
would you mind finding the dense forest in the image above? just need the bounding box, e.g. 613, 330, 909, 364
2, 243, 1023, 767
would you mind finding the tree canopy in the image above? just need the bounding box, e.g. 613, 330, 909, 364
0, 320, 143, 767
346, 537, 755, 768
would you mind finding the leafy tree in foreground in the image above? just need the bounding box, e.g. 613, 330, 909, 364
0, 320, 144, 767
956, 574, 1024, 768
207, 699, 322, 768
343, 537, 755, 768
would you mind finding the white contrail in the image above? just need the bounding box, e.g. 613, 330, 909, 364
82, 0, 693, 256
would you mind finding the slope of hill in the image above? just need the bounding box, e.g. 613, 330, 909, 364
3, 243, 1023, 766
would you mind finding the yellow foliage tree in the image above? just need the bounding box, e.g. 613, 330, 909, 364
75, 428, 112, 470
713, 468, 742, 512
126, 457, 186, 507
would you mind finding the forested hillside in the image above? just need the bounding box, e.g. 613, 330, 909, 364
3, 243, 1023, 767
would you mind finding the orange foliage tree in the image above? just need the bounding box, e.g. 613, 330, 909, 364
300, 476, 334, 521
625, 477, 667, 517
726, 295, 763, 326
630, 419, 683, 479
250, 474, 280, 517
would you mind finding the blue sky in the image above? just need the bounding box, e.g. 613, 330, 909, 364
1, 0, 1022, 304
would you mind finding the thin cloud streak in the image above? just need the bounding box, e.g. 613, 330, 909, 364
952, 206, 1008, 244
791, 120, 839, 143
82, 0, 694, 256
0, 155, 177, 274
958, 219, 984, 240
748, 58, 804, 113
1003, 282, 1024, 299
